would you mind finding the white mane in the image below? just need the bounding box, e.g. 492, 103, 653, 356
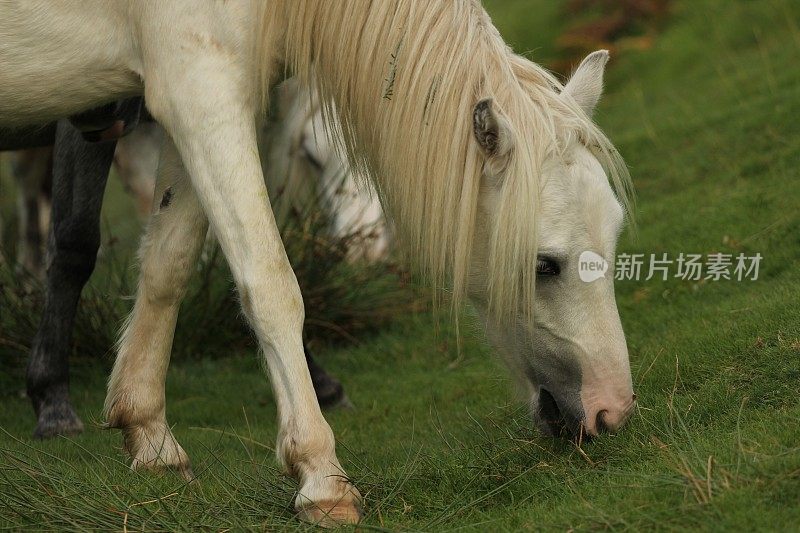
257, 0, 632, 324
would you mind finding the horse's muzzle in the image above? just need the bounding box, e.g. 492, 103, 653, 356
535, 388, 636, 440
583, 394, 637, 436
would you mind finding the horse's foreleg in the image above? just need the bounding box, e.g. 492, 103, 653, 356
147, 94, 360, 524
27, 122, 115, 438
104, 138, 207, 480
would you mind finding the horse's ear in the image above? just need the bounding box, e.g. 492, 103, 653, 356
562, 50, 609, 117
473, 98, 513, 159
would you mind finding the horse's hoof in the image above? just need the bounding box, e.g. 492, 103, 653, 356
333, 394, 356, 411
133, 459, 196, 483
124, 425, 194, 482
297, 499, 362, 528
33, 403, 84, 439
314, 375, 352, 411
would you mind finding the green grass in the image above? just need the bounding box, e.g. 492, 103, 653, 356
2, 0, 800, 530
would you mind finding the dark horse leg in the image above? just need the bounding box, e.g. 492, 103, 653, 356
26, 122, 117, 438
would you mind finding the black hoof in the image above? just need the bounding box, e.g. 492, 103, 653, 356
312, 373, 352, 410
33, 402, 84, 439
305, 346, 353, 411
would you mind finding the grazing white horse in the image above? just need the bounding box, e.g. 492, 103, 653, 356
1, 0, 635, 525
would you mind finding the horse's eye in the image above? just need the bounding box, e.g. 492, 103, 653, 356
536, 257, 561, 277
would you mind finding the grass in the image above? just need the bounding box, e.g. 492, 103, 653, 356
2, 0, 800, 530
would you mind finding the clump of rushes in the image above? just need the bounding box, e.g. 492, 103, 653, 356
0, 181, 424, 371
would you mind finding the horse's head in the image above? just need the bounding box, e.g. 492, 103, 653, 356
469, 51, 634, 439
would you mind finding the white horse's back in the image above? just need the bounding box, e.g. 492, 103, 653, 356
1, 0, 138, 126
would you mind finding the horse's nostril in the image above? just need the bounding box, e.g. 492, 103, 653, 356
538, 389, 560, 421
595, 410, 609, 433
537, 388, 570, 437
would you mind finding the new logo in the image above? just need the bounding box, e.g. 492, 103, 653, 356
578, 251, 608, 282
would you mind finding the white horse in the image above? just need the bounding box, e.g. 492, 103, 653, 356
262, 79, 390, 262
1, 1, 635, 525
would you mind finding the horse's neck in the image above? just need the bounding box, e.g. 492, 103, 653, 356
281, 0, 500, 168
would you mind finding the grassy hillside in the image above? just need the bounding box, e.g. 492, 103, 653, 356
2, 0, 799, 530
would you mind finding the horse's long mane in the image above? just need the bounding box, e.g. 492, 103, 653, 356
257, 0, 632, 324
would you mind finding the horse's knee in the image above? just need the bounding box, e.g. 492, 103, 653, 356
26, 359, 57, 395
50, 221, 100, 284
51, 246, 98, 285
137, 201, 207, 307
141, 268, 183, 306
141, 236, 202, 307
